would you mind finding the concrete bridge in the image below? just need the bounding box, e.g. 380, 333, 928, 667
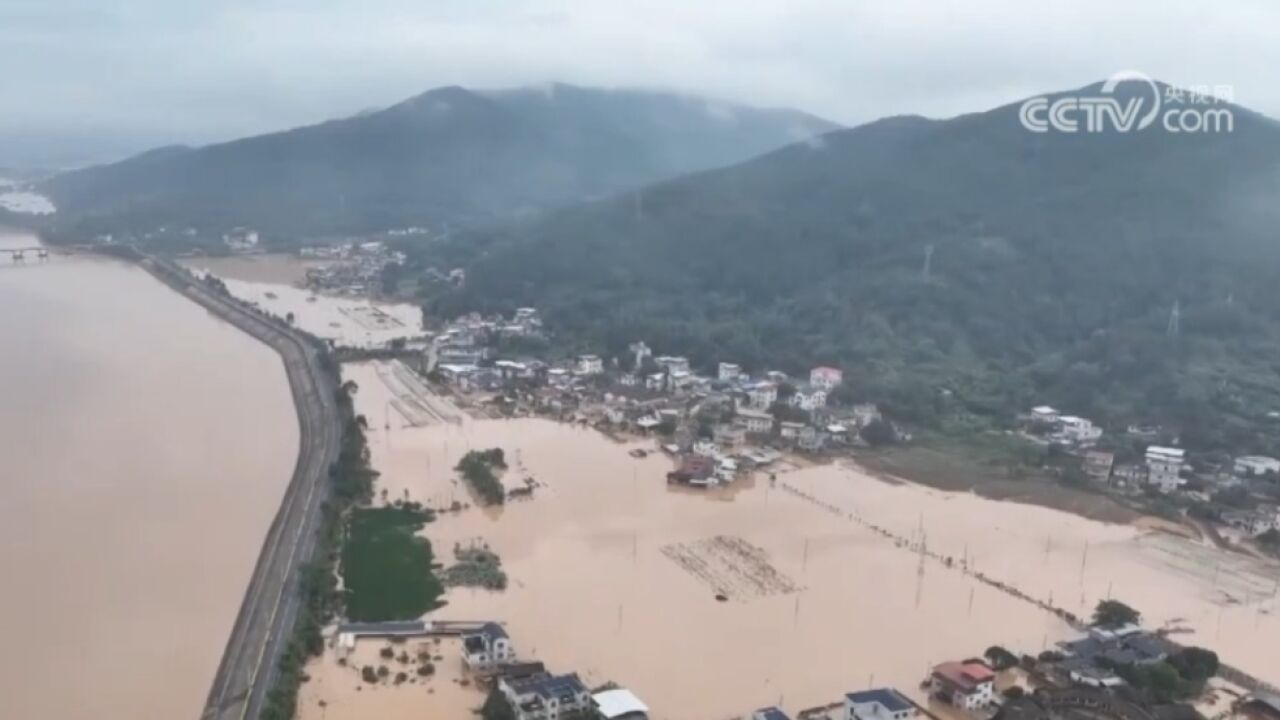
2, 247, 51, 261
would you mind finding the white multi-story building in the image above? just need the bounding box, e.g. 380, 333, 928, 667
735, 407, 774, 434
845, 689, 917, 720
1234, 455, 1280, 478
789, 385, 828, 411
462, 623, 515, 670
1145, 446, 1185, 493
654, 355, 690, 375
747, 382, 778, 409
1057, 415, 1103, 446
499, 673, 592, 720
718, 362, 742, 382
810, 366, 844, 390
576, 354, 604, 375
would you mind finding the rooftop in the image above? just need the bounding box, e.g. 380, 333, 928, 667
933, 661, 995, 692
846, 688, 914, 713
505, 672, 588, 701
593, 689, 650, 719
755, 707, 792, 720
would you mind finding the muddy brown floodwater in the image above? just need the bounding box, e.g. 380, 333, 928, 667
181, 255, 425, 348
0, 230, 298, 720
300, 361, 1280, 720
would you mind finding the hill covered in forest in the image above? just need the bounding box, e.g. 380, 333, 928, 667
424, 83, 1280, 455
36, 83, 835, 243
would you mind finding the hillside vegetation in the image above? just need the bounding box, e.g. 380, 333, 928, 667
424, 84, 1280, 456
37, 84, 834, 243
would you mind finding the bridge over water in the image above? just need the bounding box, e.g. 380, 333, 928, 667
1, 247, 52, 261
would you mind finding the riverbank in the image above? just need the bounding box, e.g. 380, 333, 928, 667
137, 256, 345, 720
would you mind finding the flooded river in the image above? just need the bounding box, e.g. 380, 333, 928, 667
0, 230, 298, 719
296, 361, 1279, 720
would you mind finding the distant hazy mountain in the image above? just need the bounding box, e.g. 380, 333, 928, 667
38, 83, 836, 240
428, 82, 1280, 453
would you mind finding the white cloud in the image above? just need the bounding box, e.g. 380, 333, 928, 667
2, 0, 1278, 154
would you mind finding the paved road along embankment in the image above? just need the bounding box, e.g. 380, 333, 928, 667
140, 257, 341, 720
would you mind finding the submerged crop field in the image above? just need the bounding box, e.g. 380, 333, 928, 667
341, 506, 443, 622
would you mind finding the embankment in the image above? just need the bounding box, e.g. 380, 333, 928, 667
140, 255, 342, 720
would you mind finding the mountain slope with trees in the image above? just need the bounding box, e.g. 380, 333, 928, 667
425, 84, 1280, 455
36, 83, 835, 242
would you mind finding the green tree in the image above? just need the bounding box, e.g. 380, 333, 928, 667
1092, 599, 1140, 628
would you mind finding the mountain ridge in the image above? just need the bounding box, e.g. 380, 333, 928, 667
38, 83, 837, 243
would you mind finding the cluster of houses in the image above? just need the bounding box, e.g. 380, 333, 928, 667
461, 622, 649, 720
456, 615, 1006, 720
425, 318, 891, 488
1026, 406, 1280, 541
749, 660, 999, 720
297, 240, 408, 296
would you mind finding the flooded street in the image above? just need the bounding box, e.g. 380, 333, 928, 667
296, 361, 1280, 720
0, 230, 298, 720
181, 255, 425, 348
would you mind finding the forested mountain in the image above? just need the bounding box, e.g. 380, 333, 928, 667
37, 84, 835, 241
425, 83, 1280, 454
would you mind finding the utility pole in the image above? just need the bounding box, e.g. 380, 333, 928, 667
922, 244, 934, 282
1167, 300, 1181, 338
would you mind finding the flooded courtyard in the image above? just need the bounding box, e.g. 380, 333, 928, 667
296, 361, 1280, 720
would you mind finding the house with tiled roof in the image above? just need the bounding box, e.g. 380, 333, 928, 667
930, 660, 996, 710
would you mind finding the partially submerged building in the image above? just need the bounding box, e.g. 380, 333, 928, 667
462, 622, 515, 670
499, 672, 593, 720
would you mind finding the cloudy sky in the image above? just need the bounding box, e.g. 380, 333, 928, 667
3, 0, 1277, 166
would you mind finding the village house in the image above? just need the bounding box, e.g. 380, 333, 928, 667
1057, 415, 1103, 446
499, 672, 593, 720
655, 355, 690, 375
789, 384, 828, 411
797, 426, 825, 452
779, 421, 806, 440
713, 423, 746, 448
718, 362, 742, 382
810, 366, 844, 390
765, 370, 789, 384
747, 382, 778, 409
645, 373, 666, 391
1111, 463, 1147, 488
735, 407, 775, 435
929, 661, 996, 710
576, 354, 604, 375
1083, 450, 1115, 483
851, 404, 882, 428
1234, 455, 1280, 479
1031, 405, 1059, 424
1222, 508, 1279, 537
1146, 446, 1186, 493
462, 622, 515, 670
845, 688, 917, 720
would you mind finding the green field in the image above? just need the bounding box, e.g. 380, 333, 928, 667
341, 506, 443, 622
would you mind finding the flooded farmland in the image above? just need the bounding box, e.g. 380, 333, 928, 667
0, 231, 298, 719
296, 360, 1280, 720
181, 254, 425, 348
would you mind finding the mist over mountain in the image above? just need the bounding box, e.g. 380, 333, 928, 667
426, 82, 1280, 454
37, 83, 836, 241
